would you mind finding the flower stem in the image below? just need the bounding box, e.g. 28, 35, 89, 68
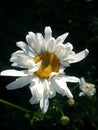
60, 107, 64, 116
0, 99, 30, 113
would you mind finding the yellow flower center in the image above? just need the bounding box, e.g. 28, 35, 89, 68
34, 52, 60, 78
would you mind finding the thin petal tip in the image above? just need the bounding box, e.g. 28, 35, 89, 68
6, 86, 11, 90
0, 71, 6, 76
68, 94, 73, 99
16, 41, 21, 46
16, 41, 24, 48
45, 26, 51, 29
65, 32, 69, 37
85, 49, 89, 55
45, 26, 52, 32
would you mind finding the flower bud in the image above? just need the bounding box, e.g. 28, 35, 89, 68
60, 116, 70, 125
67, 98, 75, 106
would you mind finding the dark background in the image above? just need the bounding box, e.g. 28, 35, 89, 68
0, 0, 98, 130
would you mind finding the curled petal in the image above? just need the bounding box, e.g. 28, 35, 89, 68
64, 42, 73, 51
51, 77, 73, 98
68, 49, 89, 63
10, 51, 35, 68
28, 61, 42, 75
16, 41, 36, 57
29, 78, 44, 104
54, 44, 67, 59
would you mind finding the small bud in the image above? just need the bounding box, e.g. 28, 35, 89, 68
60, 116, 70, 125
67, 98, 75, 106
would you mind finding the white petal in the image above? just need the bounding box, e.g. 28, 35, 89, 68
16, 41, 27, 52
49, 72, 59, 80
16, 41, 36, 57
36, 33, 44, 52
44, 38, 56, 52
55, 43, 73, 62
0, 69, 27, 76
49, 81, 56, 98
29, 78, 44, 104
26, 32, 42, 54
40, 95, 49, 114
64, 42, 73, 51
58, 67, 65, 74
36, 33, 44, 44
80, 77, 86, 84
79, 92, 84, 97
29, 78, 39, 104
42, 79, 56, 99
29, 80, 40, 104
43, 79, 50, 92
10, 51, 35, 68
61, 75, 80, 83
60, 60, 70, 67
26, 34, 36, 52
68, 49, 89, 63
49, 67, 65, 79
40, 79, 49, 114
79, 77, 86, 89
45, 26, 52, 40
56, 32, 69, 44
51, 77, 73, 98
6, 76, 31, 90
54, 44, 67, 59
28, 61, 42, 75
29, 96, 39, 104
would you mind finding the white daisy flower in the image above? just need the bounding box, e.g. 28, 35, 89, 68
79, 77, 96, 97
0, 26, 89, 113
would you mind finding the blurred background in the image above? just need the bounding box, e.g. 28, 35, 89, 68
0, 0, 98, 130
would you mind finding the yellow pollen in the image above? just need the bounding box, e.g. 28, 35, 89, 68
34, 52, 60, 78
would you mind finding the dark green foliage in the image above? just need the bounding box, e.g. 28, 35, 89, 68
0, 0, 98, 129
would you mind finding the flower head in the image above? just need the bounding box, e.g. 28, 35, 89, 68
0, 26, 89, 113
79, 77, 96, 97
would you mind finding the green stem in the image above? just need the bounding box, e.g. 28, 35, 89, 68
0, 99, 30, 113
71, 84, 79, 91
60, 107, 64, 116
